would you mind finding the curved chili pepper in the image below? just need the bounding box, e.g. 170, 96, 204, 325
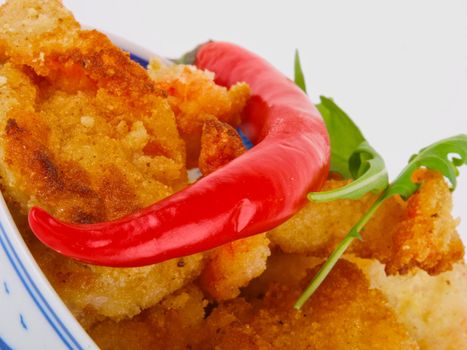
28, 42, 330, 267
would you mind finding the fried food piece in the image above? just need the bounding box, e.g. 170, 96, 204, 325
199, 118, 246, 176
0, 0, 79, 63
198, 121, 271, 300
148, 58, 250, 167
0, 0, 199, 323
199, 234, 271, 300
8, 213, 204, 328
0, 0, 255, 323
88, 251, 466, 350
89, 284, 208, 350
91, 260, 417, 349
269, 170, 464, 275
356, 258, 467, 350
385, 169, 464, 274
268, 178, 406, 260
0, 1, 186, 221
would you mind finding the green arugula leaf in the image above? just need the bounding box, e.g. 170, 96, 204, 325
292, 56, 387, 197
316, 97, 366, 178
294, 50, 307, 93
311, 97, 388, 200
309, 141, 388, 201
384, 135, 467, 200
294, 134, 467, 310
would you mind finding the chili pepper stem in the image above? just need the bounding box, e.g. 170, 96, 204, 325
294, 193, 386, 310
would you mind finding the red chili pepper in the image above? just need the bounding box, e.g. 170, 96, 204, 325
28, 42, 330, 267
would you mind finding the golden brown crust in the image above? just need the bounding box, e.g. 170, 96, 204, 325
385, 169, 464, 274
199, 118, 246, 176
4, 112, 106, 222
0, 0, 254, 324
199, 234, 271, 300
88, 285, 209, 350
148, 59, 250, 166
90, 261, 417, 350
269, 170, 464, 275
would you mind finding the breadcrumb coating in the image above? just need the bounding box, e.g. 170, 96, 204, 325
199, 118, 246, 176
269, 170, 464, 275
89, 285, 209, 350
385, 169, 464, 274
90, 260, 418, 350
148, 58, 250, 166
199, 234, 271, 300
355, 258, 467, 350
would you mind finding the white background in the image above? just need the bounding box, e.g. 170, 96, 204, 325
63, 0, 466, 243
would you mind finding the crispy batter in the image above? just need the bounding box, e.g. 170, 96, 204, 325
355, 258, 467, 350
197, 120, 271, 301
206, 260, 416, 350
0, 4, 185, 221
269, 170, 464, 275
385, 169, 464, 274
199, 118, 246, 176
90, 260, 418, 350
199, 234, 271, 300
89, 285, 209, 350
148, 58, 250, 167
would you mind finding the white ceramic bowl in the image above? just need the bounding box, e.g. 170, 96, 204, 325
0, 31, 158, 350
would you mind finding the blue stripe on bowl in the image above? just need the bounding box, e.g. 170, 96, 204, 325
0, 222, 83, 350
19, 314, 28, 331
237, 129, 253, 150
130, 53, 149, 68
3, 281, 9, 294
0, 336, 13, 350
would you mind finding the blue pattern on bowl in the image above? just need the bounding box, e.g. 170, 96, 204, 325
0, 336, 13, 350
0, 220, 86, 350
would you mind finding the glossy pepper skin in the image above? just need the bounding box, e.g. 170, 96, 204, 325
28, 42, 330, 267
